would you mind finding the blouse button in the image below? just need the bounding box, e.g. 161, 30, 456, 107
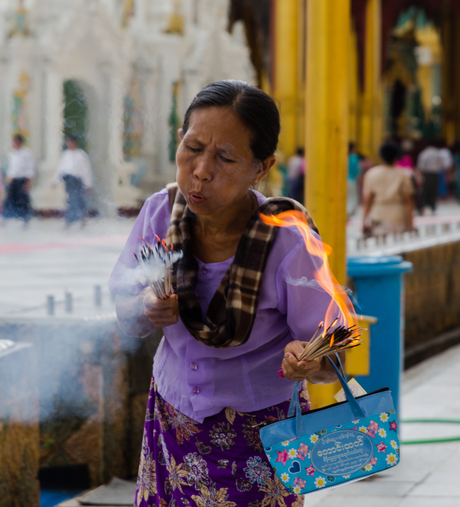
200, 267, 207, 274
192, 386, 200, 394
190, 362, 198, 371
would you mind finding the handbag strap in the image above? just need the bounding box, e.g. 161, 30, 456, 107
287, 354, 365, 437
326, 355, 365, 419
287, 381, 303, 436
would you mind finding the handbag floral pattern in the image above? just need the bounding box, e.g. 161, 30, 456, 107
263, 411, 399, 495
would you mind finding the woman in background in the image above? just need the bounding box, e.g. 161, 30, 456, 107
362, 140, 414, 236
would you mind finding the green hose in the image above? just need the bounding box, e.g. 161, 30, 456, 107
401, 419, 460, 444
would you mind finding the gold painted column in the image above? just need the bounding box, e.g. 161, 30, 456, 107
349, 23, 360, 144
305, 0, 349, 284
273, 0, 299, 158
359, 0, 382, 160
305, 0, 350, 408
453, 7, 460, 143
441, 2, 455, 144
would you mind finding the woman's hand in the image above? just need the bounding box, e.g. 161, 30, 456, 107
282, 340, 345, 384
281, 340, 321, 381
141, 287, 179, 328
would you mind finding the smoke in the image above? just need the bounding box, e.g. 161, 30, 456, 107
285, 274, 350, 295
0, 309, 159, 423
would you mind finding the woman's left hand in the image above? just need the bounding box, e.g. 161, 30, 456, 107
281, 340, 321, 381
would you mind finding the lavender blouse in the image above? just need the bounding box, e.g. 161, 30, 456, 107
108, 189, 341, 423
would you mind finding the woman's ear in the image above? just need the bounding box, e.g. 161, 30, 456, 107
252, 156, 276, 186
177, 128, 183, 140
259, 155, 276, 179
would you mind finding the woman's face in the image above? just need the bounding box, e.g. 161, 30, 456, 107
176, 106, 268, 218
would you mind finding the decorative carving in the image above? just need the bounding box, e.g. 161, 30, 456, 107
11, 72, 30, 142
164, 0, 184, 35
9, 0, 30, 37
123, 75, 144, 160
121, 0, 135, 28
168, 80, 181, 162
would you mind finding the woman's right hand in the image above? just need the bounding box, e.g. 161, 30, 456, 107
141, 287, 179, 328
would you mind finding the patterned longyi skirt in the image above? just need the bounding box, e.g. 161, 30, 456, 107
135, 378, 308, 507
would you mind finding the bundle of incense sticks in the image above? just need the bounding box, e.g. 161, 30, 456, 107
133, 236, 183, 299
277, 318, 362, 378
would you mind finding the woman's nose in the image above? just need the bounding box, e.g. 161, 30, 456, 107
193, 156, 213, 181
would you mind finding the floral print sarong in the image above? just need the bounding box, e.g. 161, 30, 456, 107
135, 377, 309, 507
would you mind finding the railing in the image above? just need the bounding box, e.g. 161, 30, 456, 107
348, 217, 460, 257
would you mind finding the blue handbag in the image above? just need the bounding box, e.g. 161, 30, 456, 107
260, 357, 400, 495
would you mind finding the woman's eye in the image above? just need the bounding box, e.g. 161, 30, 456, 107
220, 156, 234, 163
186, 146, 200, 153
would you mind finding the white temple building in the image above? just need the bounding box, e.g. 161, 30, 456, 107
0, 0, 255, 214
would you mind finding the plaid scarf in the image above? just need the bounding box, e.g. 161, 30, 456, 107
165, 184, 318, 348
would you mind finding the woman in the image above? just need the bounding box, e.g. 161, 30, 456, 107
109, 81, 344, 507
362, 140, 414, 236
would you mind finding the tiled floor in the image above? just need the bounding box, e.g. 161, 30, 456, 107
0, 216, 134, 317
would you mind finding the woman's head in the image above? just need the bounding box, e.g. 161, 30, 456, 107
182, 80, 280, 161
176, 81, 279, 218
379, 140, 402, 165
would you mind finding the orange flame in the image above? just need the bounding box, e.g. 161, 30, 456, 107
260, 210, 357, 329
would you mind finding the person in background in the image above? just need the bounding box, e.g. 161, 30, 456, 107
438, 140, 454, 198
1, 134, 35, 225
452, 142, 460, 202
347, 142, 360, 217
362, 140, 414, 236
397, 138, 415, 171
397, 138, 423, 213
53, 134, 93, 227
287, 147, 305, 203
416, 139, 445, 214
0, 166, 3, 215
357, 152, 374, 204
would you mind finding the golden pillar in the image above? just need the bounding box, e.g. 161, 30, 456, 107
441, 3, 455, 144
359, 0, 383, 160
305, 0, 350, 408
349, 23, 360, 144
295, 0, 307, 151
453, 8, 460, 143
273, 0, 299, 158
305, 0, 349, 284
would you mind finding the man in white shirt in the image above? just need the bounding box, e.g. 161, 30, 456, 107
416, 142, 444, 213
1, 134, 35, 223
53, 134, 93, 225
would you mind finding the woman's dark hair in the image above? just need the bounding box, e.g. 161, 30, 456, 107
379, 140, 402, 165
182, 80, 280, 161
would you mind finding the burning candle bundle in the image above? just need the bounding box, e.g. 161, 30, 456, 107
133, 236, 183, 299
276, 319, 362, 378
297, 318, 362, 362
